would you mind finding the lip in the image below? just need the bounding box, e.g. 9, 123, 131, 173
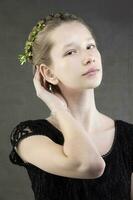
82, 68, 100, 76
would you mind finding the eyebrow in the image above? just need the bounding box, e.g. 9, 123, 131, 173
63, 37, 94, 50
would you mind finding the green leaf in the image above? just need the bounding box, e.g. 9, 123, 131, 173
18, 54, 27, 65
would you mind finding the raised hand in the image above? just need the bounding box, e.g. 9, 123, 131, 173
33, 65, 69, 113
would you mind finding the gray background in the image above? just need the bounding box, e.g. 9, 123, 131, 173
0, 0, 133, 199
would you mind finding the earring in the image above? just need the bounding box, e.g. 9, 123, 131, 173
49, 84, 53, 92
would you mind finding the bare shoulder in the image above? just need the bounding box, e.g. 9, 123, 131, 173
99, 113, 115, 131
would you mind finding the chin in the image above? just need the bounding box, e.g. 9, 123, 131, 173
87, 78, 102, 89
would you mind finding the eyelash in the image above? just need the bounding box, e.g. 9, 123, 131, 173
65, 44, 96, 56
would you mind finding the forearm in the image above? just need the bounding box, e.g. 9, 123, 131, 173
53, 109, 105, 171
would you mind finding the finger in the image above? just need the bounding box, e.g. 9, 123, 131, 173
33, 69, 41, 87
35, 66, 46, 85
33, 69, 45, 90
33, 66, 40, 81
33, 65, 38, 77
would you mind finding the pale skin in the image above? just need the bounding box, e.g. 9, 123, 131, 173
15, 19, 133, 188
34, 21, 133, 195
38, 21, 115, 137
32, 20, 116, 159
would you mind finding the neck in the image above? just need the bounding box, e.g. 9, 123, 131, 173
54, 87, 102, 134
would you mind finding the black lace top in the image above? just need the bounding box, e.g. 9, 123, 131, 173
9, 119, 133, 200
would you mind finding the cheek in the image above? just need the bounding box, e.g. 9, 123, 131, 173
67, 56, 80, 64
57, 59, 79, 75
64, 58, 81, 74
57, 66, 80, 86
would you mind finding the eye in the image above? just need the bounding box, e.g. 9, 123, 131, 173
64, 44, 96, 56
86, 44, 96, 49
65, 50, 76, 56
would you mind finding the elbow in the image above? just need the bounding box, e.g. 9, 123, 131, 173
90, 164, 105, 178
89, 159, 106, 178
78, 159, 106, 179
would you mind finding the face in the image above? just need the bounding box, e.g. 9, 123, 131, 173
44, 21, 103, 92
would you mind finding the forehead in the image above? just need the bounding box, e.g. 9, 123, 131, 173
50, 21, 94, 49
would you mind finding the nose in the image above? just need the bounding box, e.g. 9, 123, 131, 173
82, 52, 95, 65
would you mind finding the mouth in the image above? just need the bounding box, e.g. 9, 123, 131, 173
82, 68, 100, 76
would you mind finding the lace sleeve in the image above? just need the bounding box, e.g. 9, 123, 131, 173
9, 120, 45, 167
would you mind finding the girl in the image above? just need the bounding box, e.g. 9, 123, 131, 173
9, 11, 133, 199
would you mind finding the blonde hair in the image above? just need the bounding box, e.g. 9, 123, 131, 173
21, 11, 96, 92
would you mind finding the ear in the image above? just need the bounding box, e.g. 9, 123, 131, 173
39, 64, 59, 85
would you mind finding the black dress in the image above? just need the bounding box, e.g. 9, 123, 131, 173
9, 119, 133, 200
